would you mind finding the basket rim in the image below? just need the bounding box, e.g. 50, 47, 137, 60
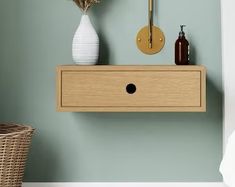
0, 123, 35, 137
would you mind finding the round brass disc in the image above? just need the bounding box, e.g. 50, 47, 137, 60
136, 26, 165, 55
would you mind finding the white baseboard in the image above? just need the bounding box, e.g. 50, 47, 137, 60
22, 182, 225, 187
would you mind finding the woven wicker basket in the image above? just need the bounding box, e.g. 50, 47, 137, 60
0, 123, 34, 187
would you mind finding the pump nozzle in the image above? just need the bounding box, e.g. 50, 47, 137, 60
179, 25, 186, 38
180, 25, 186, 32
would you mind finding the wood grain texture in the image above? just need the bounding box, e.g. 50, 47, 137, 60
56, 65, 206, 112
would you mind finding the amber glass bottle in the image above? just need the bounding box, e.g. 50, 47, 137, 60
175, 25, 189, 65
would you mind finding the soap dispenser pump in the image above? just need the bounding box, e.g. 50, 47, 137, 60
175, 25, 190, 65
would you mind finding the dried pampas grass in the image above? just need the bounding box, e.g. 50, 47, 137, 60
73, 0, 100, 12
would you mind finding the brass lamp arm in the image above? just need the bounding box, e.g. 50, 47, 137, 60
148, 0, 153, 48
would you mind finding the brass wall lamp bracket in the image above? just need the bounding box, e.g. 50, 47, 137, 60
136, 0, 165, 55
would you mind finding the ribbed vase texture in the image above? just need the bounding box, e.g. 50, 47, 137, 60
72, 15, 99, 65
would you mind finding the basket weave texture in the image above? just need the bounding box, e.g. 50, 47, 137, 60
0, 124, 34, 187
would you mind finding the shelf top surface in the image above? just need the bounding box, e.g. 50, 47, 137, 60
57, 65, 206, 71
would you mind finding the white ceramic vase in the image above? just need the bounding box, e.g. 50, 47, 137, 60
72, 15, 99, 65
220, 131, 235, 187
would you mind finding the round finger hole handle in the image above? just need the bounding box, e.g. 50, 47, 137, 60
126, 83, 136, 94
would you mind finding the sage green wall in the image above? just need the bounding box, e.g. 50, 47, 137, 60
0, 0, 222, 182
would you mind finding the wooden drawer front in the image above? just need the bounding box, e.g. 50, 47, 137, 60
59, 69, 203, 111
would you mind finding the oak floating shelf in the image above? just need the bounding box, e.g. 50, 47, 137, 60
56, 65, 206, 112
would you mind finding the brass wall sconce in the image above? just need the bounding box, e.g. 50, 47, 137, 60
136, 0, 165, 55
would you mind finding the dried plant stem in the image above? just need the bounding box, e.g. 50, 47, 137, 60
73, 0, 100, 13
